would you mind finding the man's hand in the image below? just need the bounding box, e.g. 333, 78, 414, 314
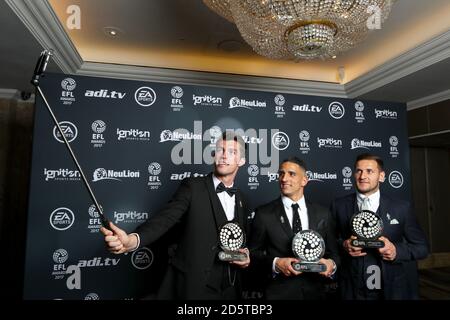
275, 257, 302, 277
318, 258, 335, 278
230, 248, 250, 268
100, 222, 136, 254
343, 236, 367, 257
378, 236, 397, 261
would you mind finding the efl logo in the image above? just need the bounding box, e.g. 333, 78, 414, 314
53, 121, 78, 143
135, 87, 156, 107
53, 249, 69, 264
328, 102, 345, 119
389, 171, 404, 189
131, 247, 154, 270
50, 207, 75, 231
272, 132, 290, 150
61, 78, 76, 91
148, 162, 162, 176
247, 165, 259, 177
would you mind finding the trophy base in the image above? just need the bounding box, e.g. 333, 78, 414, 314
218, 251, 247, 262
292, 262, 326, 272
352, 239, 385, 248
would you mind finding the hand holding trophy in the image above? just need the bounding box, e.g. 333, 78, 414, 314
350, 210, 385, 248
291, 230, 327, 272
218, 222, 248, 261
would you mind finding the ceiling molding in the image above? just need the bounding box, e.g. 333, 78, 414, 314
5, 0, 82, 74
345, 30, 450, 98
78, 62, 347, 97
407, 89, 450, 110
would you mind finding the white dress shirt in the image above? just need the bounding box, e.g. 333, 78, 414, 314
273, 195, 308, 273
357, 189, 380, 213
213, 175, 236, 221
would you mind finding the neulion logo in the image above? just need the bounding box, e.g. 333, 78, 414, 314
92, 168, 140, 182
375, 108, 397, 119
44, 168, 80, 181
192, 94, 222, 106
160, 129, 202, 142
351, 138, 382, 150
306, 170, 338, 182
317, 137, 342, 148
229, 97, 266, 110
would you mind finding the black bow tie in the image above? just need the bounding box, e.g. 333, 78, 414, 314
216, 182, 237, 196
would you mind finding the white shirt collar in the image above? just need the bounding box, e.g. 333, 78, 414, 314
212, 174, 234, 189
282, 195, 306, 211
356, 189, 380, 207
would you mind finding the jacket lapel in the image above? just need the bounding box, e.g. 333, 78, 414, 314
275, 198, 293, 238
306, 200, 319, 230
205, 173, 228, 230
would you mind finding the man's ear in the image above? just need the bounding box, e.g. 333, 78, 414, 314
301, 175, 308, 187
379, 171, 385, 183
238, 157, 246, 167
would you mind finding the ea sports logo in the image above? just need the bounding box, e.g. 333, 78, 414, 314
50, 207, 75, 231
131, 247, 154, 270
53, 249, 69, 264
389, 171, 404, 189
272, 132, 290, 150
135, 87, 156, 107
53, 121, 78, 143
61, 78, 76, 91
329, 102, 345, 119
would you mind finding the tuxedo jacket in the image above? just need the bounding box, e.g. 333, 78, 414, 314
248, 197, 340, 300
135, 173, 252, 300
331, 193, 429, 300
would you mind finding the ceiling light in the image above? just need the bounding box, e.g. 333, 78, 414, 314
203, 0, 396, 60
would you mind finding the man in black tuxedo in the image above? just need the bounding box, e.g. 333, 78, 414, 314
100, 132, 251, 300
249, 157, 340, 300
331, 153, 429, 300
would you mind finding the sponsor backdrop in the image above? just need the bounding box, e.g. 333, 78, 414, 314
24, 73, 409, 299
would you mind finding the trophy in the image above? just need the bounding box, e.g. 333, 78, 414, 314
218, 222, 247, 261
350, 210, 385, 248
291, 230, 327, 272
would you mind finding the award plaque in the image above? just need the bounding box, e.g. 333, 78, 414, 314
350, 210, 385, 248
291, 230, 326, 272
218, 222, 247, 261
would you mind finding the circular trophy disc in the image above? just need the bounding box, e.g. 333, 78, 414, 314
291, 230, 325, 262
219, 222, 245, 251
350, 210, 383, 240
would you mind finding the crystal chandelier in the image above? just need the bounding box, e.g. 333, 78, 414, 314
203, 0, 395, 60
